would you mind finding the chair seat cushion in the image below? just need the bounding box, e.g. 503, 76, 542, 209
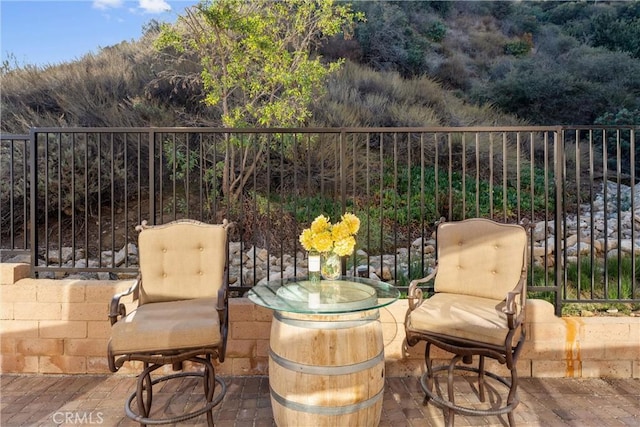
406, 293, 519, 347
109, 298, 221, 355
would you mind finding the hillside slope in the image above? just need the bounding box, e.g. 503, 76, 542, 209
1, 1, 639, 133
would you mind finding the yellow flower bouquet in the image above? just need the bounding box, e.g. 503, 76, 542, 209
299, 213, 360, 256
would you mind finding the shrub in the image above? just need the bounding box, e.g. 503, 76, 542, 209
426, 20, 447, 42
504, 33, 533, 57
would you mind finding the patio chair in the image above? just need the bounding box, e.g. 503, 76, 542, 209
405, 218, 529, 426
107, 219, 230, 426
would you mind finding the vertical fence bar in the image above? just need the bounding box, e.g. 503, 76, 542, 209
198, 133, 204, 220
148, 130, 156, 225
474, 132, 480, 218
461, 132, 466, 219
44, 134, 50, 269
554, 129, 564, 316
29, 130, 38, 277
278, 132, 285, 276
110, 133, 115, 267
71, 133, 76, 268
56, 133, 62, 268
340, 129, 346, 215
8, 139, 14, 249
502, 132, 508, 222
405, 132, 412, 280
543, 131, 550, 288
602, 129, 609, 299
84, 133, 90, 267
379, 132, 384, 268
365, 132, 372, 274
631, 129, 637, 299
615, 129, 622, 299
123, 133, 129, 266
529, 132, 535, 226
574, 129, 582, 299
527, 133, 535, 286
588, 130, 596, 296
434, 133, 439, 218
392, 133, 398, 273
447, 133, 452, 222
419, 133, 426, 275
96, 134, 102, 262
265, 132, 271, 279
489, 133, 494, 219
22, 138, 28, 250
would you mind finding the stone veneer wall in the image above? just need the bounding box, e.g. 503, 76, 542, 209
1, 263, 638, 378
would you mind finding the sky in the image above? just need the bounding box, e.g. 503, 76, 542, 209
1, 0, 198, 67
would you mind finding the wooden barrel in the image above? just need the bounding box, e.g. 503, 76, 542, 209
269, 309, 384, 427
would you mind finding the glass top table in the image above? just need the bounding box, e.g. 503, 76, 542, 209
247, 276, 400, 314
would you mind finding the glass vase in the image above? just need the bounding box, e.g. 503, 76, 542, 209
321, 252, 341, 280
308, 251, 321, 284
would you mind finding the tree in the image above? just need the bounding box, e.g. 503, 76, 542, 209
155, 0, 362, 203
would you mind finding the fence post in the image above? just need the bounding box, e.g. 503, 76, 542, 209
29, 129, 38, 278
553, 128, 564, 316
339, 129, 346, 213
148, 129, 157, 225
340, 129, 346, 275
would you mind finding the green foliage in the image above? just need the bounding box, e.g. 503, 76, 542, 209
477, 47, 640, 125
275, 158, 551, 254
605, 255, 640, 300
504, 36, 532, 57
156, 0, 361, 128
313, 61, 523, 128
530, 255, 640, 315
564, 255, 639, 301
594, 108, 640, 179
591, 11, 640, 59
425, 21, 447, 43
352, 1, 431, 77
155, 0, 362, 203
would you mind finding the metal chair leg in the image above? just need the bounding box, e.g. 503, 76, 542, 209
478, 355, 486, 403
125, 358, 226, 426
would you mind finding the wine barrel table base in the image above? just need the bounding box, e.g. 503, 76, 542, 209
269, 310, 384, 427
247, 277, 400, 427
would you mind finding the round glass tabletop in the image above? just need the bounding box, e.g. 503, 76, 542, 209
247, 276, 400, 314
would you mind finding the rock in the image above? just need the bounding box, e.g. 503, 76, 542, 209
47, 247, 75, 264
566, 242, 592, 257
412, 237, 424, 248
533, 221, 548, 241
620, 239, 640, 255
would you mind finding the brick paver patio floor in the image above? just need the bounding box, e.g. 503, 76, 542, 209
1, 374, 639, 426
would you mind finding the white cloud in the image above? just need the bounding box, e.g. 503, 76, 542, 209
138, 0, 172, 14
93, 0, 124, 10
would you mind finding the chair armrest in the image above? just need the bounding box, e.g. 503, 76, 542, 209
503, 274, 526, 329
108, 279, 139, 326
216, 259, 229, 311
503, 218, 531, 328
215, 268, 230, 362
407, 267, 437, 311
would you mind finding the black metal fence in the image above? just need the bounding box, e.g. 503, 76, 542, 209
1, 126, 637, 314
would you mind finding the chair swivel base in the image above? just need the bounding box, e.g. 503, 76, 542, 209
125, 370, 226, 426
420, 364, 519, 418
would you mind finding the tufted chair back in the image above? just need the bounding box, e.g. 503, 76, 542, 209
434, 218, 527, 301
137, 220, 228, 305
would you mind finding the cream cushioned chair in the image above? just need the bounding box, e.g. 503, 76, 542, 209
107, 219, 230, 426
405, 218, 529, 427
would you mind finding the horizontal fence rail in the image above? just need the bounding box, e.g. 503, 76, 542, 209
1, 126, 637, 314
